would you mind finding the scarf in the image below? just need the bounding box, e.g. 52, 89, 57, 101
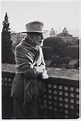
15, 37, 45, 74
15, 37, 46, 104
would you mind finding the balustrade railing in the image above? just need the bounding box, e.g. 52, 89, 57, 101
2, 66, 79, 119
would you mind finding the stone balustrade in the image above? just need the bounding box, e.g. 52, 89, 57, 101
2, 64, 79, 119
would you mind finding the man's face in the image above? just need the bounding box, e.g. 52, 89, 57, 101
31, 33, 44, 46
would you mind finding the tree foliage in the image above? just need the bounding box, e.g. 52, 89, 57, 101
42, 46, 53, 60
2, 12, 15, 63
64, 46, 79, 59
43, 37, 70, 56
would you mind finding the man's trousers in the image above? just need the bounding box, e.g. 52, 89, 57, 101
13, 97, 39, 119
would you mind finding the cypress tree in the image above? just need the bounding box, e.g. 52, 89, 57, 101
2, 12, 14, 63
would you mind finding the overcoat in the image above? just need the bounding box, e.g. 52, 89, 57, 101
11, 37, 45, 104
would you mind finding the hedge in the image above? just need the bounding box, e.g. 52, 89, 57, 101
64, 46, 79, 59
42, 46, 53, 60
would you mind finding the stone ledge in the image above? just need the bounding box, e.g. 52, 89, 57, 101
2, 63, 79, 81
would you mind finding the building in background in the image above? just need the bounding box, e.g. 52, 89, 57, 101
11, 27, 78, 46
56, 27, 73, 42
49, 27, 55, 37
11, 32, 26, 44
11, 32, 26, 50
11, 32, 17, 44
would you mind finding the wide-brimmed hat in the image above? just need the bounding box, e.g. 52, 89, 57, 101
22, 21, 48, 33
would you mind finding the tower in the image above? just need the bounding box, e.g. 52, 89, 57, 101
50, 27, 55, 37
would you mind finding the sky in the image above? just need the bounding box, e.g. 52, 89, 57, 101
1, 0, 81, 37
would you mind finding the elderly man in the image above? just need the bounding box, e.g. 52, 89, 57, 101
11, 21, 49, 119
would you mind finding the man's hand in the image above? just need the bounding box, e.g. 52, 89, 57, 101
33, 65, 45, 73
42, 70, 49, 79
